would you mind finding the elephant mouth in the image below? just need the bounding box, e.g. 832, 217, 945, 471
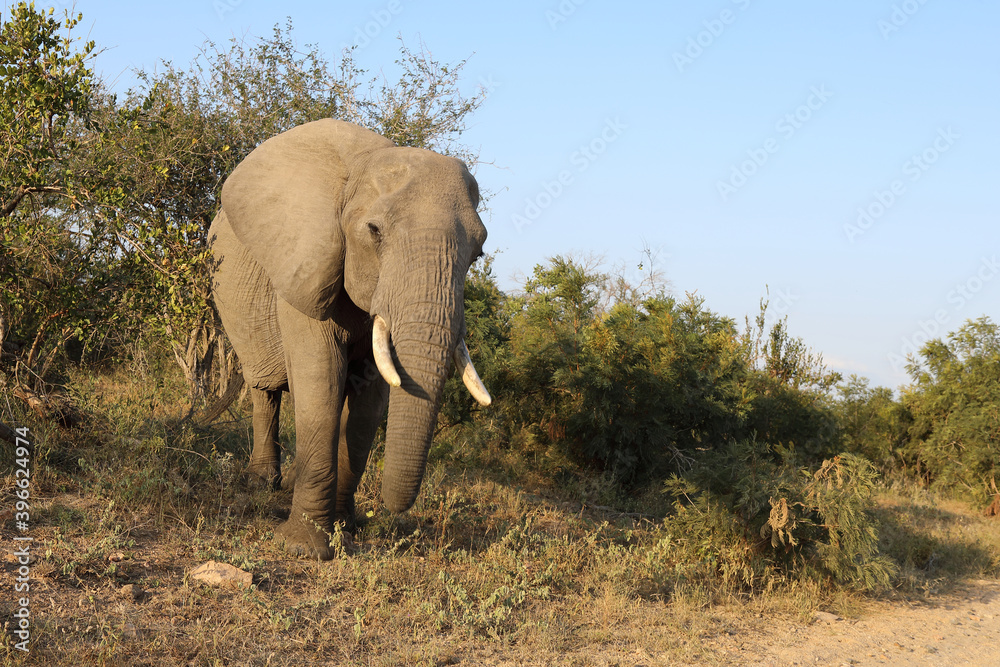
372, 314, 491, 406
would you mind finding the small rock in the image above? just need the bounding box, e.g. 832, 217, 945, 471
189, 560, 252, 588
119, 583, 144, 601
815, 611, 842, 624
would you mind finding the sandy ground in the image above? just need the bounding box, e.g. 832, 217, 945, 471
723, 580, 1000, 667
437, 580, 1000, 666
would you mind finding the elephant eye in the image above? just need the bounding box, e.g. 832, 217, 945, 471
367, 222, 382, 242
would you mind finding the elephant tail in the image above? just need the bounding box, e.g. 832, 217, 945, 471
195, 367, 246, 426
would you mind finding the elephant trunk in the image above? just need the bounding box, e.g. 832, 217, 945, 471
380, 323, 455, 512
377, 231, 463, 513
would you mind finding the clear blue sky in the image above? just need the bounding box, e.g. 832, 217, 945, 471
19, 0, 1000, 390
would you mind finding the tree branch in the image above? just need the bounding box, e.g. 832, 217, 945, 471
0, 186, 27, 218
0, 185, 71, 218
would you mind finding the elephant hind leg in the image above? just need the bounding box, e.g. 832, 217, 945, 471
248, 387, 283, 489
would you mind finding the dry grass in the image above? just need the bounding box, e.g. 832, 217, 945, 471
2, 363, 999, 665
874, 482, 1000, 596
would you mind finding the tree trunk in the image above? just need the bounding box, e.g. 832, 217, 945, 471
171, 316, 220, 411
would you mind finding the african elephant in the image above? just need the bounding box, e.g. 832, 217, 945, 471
208, 119, 491, 560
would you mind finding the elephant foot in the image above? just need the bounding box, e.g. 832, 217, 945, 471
275, 513, 356, 560
246, 460, 281, 491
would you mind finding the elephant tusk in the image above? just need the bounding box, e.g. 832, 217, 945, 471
454, 339, 492, 407
373, 315, 402, 387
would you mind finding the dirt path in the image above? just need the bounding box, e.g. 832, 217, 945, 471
728, 580, 1000, 666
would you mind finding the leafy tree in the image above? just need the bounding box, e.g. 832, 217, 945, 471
507, 256, 604, 399
0, 3, 128, 417
834, 375, 909, 472
471, 256, 842, 484
497, 257, 611, 472
902, 317, 1000, 503
0, 3, 95, 217
438, 253, 510, 429
739, 300, 842, 463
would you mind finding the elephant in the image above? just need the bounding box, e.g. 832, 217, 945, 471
207, 119, 491, 560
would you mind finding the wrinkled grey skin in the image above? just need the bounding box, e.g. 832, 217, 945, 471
208, 119, 487, 560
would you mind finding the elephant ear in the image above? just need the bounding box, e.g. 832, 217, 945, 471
221, 119, 394, 320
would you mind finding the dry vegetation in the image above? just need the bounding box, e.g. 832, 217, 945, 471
4, 6, 1000, 664
3, 361, 1000, 666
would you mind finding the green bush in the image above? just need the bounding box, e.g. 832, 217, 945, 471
444, 256, 843, 485
663, 440, 896, 592
834, 375, 910, 472
439, 255, 510, 429
902, 317, 1000, 504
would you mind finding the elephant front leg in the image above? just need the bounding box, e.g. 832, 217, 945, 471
337, 357, 390, 532
247, 387, 282, 490
274, 300, 347, 560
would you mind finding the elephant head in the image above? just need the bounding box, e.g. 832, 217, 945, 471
221, 119, 490, 514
